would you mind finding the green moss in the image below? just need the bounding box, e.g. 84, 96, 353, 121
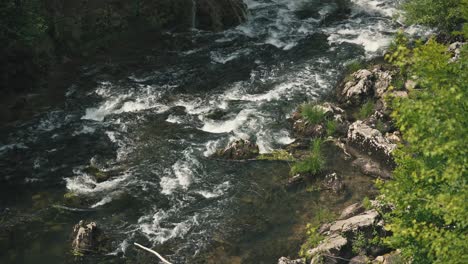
84, 166, 110, 182
257, 150, 295, 161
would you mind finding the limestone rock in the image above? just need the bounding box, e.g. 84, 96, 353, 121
215, 139, 259, 160
341, 69, 374, 105
347, 121, 396, 163
71, 220, 99, 254
373, 69, 392, 99
339, 203, 365, 220
307, 234, 349, 261
329, 209, 380, 233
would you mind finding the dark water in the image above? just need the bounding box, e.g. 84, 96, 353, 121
0, 0, 403, 263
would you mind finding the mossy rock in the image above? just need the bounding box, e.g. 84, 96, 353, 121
84, 166, 111, 183
63, 192, 87, 207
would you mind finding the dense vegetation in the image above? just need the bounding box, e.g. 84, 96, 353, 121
378, 0, 468, 263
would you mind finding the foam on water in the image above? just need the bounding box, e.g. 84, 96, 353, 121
160, 149, 201, 195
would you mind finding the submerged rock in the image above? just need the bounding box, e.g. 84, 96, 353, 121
322, 172, 345, 193
215, 139, 259, 160
352, 157, 392, 179
196, 0, 247, 31
71, 220, 99, 254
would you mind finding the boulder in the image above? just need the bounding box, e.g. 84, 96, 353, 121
347, 121, 396, 164
341, 70, 374, 105
215, 139, 259, 160
307, 234, 349, 263
339, 203, 365, 220
277, 257, 306, 264
196, 0, 247, 31
329, 209, 380, 234
71, 220, 99, 254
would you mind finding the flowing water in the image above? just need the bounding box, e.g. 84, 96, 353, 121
0, 0, 419, 263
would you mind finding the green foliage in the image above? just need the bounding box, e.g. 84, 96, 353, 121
301, 104, 327, 125
379, 38, 468, 263
346, 60, 365, 73
299, 207, 336, 257
352, 229, 384, 254
402, 0, 467, 31
362, 197, 373, 210
354, 100, 375, 120
258, 150, 295, 161
0, 0, 47, 47
375, 120, 386, 133
291, 139, 325, 175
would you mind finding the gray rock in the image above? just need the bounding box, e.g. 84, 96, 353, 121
342, 70, 374, 105
347, 121, 396, 162
329, 209, 380, 233
339, 203, 365, 220
71, 220, 98, 254
373, 69, 392, 99
277, 256, 306, 264
307, 234, 348, 261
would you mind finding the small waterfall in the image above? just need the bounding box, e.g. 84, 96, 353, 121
191, 0, 197, 29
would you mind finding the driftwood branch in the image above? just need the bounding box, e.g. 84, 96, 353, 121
134, 243, 173, 264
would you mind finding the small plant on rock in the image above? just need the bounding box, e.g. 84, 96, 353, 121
299, 207, 336, 257
291, 139, 325, 176
301, 104, 327, 125
355, 100, 375, 120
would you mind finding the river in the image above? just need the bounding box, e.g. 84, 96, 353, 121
0, 0, 404, 263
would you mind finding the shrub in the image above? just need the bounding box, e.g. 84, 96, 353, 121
379, 38, 468, 263
301, 104, 326, 125
354, 100, 375, 120
402, 0, 467, 31
291, 139, 325, 175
